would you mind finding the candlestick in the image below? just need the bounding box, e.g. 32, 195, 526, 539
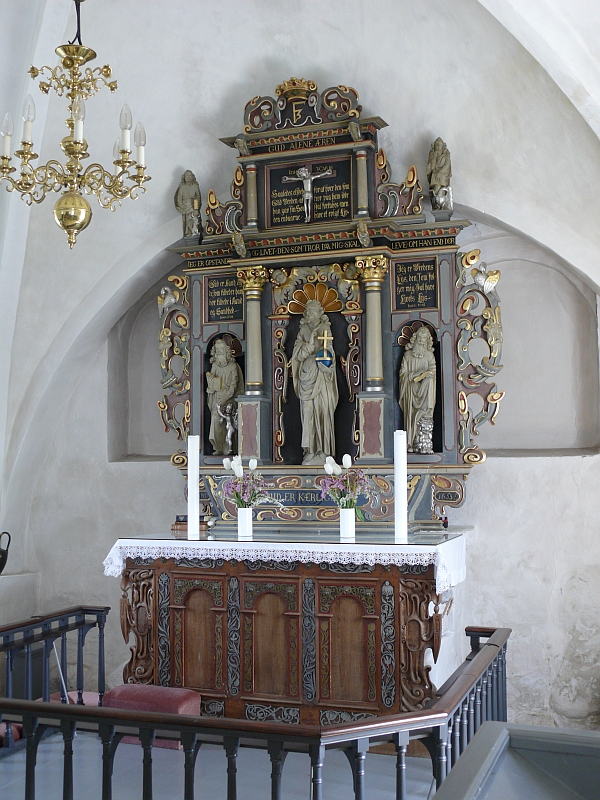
187, 435, 200, 540
394, 430, 408, 542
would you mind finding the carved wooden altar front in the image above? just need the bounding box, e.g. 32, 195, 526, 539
120, 556, 441, 724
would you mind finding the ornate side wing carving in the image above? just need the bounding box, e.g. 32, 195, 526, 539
374, 150, 423, 218
456, 250, 505, 463
204, 167, 245, 237
157, 275, 190, 443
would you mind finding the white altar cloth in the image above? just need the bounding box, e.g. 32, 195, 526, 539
103, 533, 466, 594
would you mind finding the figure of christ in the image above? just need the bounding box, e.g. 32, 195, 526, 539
398, 326, 437, 453
206, 338, 244, 455
282, 166, 334, 223
291, 299, 339, 465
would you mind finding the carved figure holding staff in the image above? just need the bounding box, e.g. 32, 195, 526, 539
291, 299, 338, 465
282, 165, 333, 222
398, 326, 436, 453
206, 338, 244, 455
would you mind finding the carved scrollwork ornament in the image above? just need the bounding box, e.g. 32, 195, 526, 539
157, 275, 190, 445
456, 249, 504, 462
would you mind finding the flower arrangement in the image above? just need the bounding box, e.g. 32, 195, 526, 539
320, 454, 372, 520
222, 455, 272, 508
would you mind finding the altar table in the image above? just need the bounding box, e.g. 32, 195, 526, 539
105, 532, 465, 725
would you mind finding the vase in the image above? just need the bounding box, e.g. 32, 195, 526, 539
339, 508, 355, 543
237, 507, 253, 541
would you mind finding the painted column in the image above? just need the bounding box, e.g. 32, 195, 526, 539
237, 266, 268, 395
245, 164, 258, 227
355, 150, 369, 216
356, 255, 388, 392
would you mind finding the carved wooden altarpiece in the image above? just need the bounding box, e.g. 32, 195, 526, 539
158, 77, 503, 531
121, 78, 505, 722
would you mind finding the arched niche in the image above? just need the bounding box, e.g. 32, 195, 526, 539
108, 277, 179, 461
457, 216, 600, 455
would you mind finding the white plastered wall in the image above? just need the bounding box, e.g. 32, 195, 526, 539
1, 0, 600, 725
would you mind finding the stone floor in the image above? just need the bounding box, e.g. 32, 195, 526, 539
0, 732, 436, 799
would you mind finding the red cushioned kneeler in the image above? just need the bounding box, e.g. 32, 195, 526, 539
103, 684, 201, 750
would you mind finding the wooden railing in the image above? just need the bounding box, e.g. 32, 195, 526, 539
0, 623, 510, 800
0, 606, 109, 751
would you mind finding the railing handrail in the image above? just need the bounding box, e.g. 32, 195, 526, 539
0, 606, 110, 638
0, 627, 511, 744
0, 625, 510, 799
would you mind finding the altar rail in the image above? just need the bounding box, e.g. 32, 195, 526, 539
0, 626, 509, 800
0, 606, 109, 752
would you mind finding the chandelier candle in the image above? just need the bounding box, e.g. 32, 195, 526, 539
394, 430, 408, 542
0, 0, 150, 248
187, 435, 200, 540
1, 113, 12, 158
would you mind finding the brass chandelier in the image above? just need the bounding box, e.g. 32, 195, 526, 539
0, 0, 149, 248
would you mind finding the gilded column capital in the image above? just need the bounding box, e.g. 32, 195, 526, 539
355, 255, 388, 285
237, 266, 268, 296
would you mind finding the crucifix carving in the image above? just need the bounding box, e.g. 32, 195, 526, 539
282, 165, 334, 222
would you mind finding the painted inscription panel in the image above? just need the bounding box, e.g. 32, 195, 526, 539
203, 273, 244, 323
393, 258, 439, 311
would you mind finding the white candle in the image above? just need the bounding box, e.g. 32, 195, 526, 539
1, 113, 13, 157
187, 435, 200, 540
73, 120, 84, 142
134, 122, 146, 167
119, 104, 132, 152
394, 430, 408, 542
23, 120, 32, 143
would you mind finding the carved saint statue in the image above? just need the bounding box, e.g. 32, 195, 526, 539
398, 327, 436, 454
291, 299, 338, 465
282, 165, 333, 222
206, 338, 244, 455
426, 138, 453, 212
174, 170, 203, 238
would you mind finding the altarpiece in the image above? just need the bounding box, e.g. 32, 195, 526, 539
111, 78, 503, 724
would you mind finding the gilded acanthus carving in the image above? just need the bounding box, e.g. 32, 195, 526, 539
374, 150, 423, 218
355, 255, 389, 284
121, 568, 154, 684
157, 274, 190, 443
236, 265, 269, 293
204, 166, 245, 236
456, 249, 505, 463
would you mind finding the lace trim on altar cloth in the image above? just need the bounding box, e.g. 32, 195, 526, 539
103, 538, 465, 593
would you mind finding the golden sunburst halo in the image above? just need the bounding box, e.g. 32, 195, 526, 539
287, 282, 343, 315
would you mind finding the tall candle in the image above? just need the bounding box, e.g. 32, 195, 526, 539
394, 430, 408, 542
187, 435, 200, 540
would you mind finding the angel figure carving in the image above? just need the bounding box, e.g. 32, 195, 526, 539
471, 261, 501, 297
